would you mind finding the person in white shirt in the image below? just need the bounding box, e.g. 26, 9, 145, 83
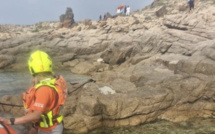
126, 6, 130, 16
117, 8, 121, 14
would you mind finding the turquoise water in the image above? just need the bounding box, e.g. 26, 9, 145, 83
0, 70, 90, 98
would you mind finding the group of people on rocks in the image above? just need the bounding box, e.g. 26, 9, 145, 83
116, 5, 130, 16
99, 14, 106, 21
99, 5, 131, 21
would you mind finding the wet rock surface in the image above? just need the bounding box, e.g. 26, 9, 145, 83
87, 118, 215, 134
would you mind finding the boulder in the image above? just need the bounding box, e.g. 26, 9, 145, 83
0, 55, 15, 69
179, 4, 188, 11
70, 61, 97, 74
156, 6, 168, 17
83, 19, 92, 26
103, 12, 112, 21
0, 95, 23, 116
99, 21, 107, 27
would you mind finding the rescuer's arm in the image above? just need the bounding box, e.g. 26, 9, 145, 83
0, 110, 42, 125
13, 110, 42, 125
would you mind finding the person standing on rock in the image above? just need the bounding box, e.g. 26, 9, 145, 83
99, 15, 102, 21
0, 50, 67, 134
188, 0, 195, 13
126, 5, 130, 16
124, 5, 127, 15
116, 8, 121, 14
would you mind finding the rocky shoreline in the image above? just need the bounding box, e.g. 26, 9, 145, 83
1, 0, 215, 133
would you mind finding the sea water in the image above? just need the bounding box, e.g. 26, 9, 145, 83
0, 70, 90, 98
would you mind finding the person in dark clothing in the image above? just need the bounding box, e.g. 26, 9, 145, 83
99, 15, 102, 21
104, 14, 106, 20
188, 0, 195, 13
124, 5, 127, 15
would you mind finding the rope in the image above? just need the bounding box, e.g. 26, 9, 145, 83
68, 79, 96, 95
0, 102, 23, 107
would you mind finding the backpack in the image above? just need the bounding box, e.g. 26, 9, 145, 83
23, 75, 68, 114
54, 75, 68, 106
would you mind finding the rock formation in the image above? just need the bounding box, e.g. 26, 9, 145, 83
156, 6, 167, 17
59, 7, 75, 28
1, 0, 215, 133
103, 12, 112, 21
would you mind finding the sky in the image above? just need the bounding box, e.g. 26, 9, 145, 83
0, 0, 154, 25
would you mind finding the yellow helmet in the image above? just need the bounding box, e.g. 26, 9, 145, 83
28, 50, 53, 75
